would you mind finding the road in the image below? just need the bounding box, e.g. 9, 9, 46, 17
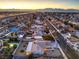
46, 19, 79, 59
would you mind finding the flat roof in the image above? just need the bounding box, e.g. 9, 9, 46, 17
26, 42, 33, 52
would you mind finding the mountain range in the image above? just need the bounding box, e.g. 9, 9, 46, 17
0, 8, 79, 12
37, 8, 79, 12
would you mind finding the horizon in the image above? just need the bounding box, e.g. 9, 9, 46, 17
0, 0, 79, 9
0, 8, 79, 10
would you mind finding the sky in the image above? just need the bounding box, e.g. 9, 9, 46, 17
0, 0, 79, 9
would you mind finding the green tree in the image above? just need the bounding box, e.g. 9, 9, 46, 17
44, 27, 49, 34
20, 50, 25, 53
42, 35, 54, 41
75, 25, 79, 30
13, 44, 17, 49
64, 20, 69, 25
8, 38, 18, 42
3, 41, 9, 46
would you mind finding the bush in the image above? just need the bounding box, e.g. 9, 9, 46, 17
42, 35, 54, 41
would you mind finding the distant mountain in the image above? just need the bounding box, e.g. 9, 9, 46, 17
0, 8, 79, 12
37, 8, 79, 12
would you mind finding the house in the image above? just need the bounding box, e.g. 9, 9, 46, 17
62, 32, 71, 38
